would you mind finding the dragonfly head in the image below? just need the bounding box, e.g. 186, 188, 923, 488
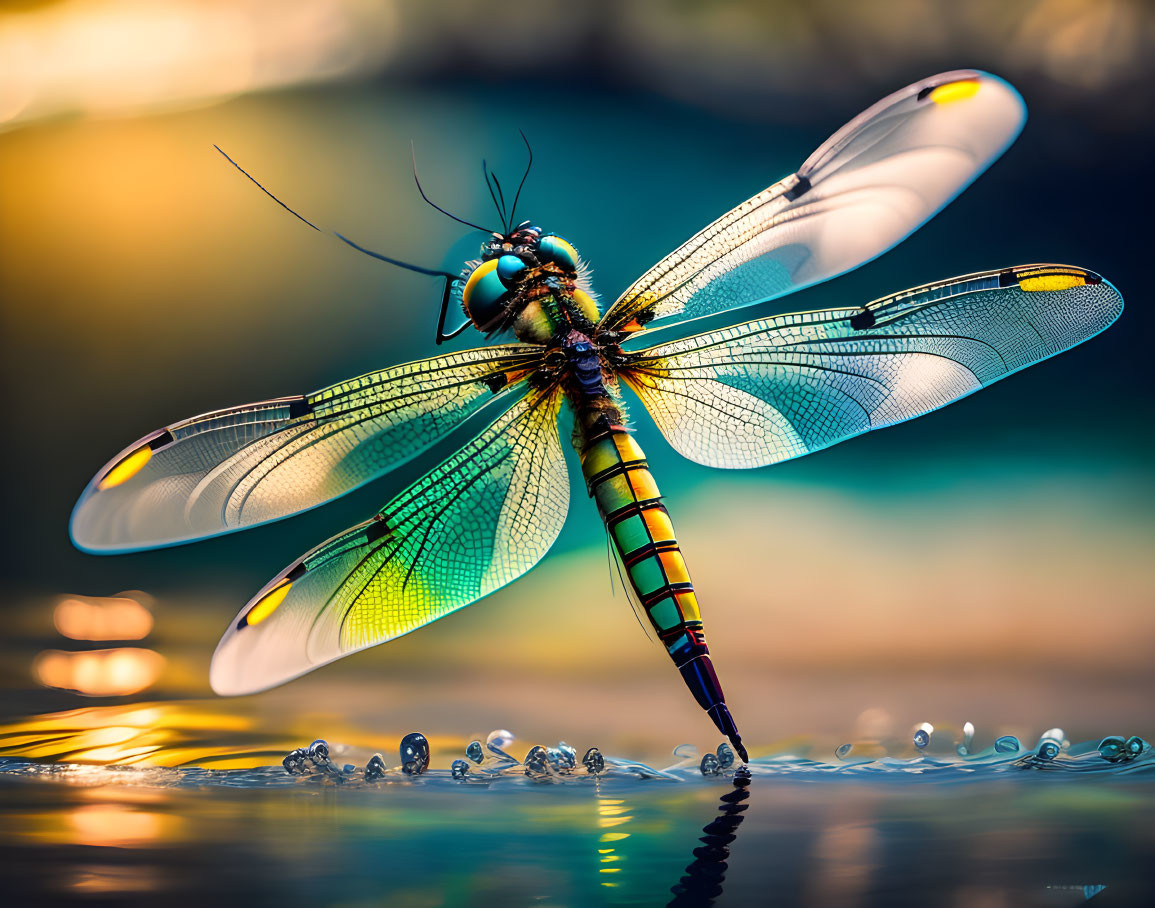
461, 222, 584, 332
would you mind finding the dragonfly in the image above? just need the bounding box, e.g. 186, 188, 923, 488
70, 71, 1122, 763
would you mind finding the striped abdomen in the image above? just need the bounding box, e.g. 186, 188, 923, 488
578, 424, 745, 759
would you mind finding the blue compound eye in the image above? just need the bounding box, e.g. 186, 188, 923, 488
496, 254, 527, 286
537, 235, 579, 271
462, 259, 511, 328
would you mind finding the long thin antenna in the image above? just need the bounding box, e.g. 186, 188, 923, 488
482, 160, 508, 233
411, 142, 495, 234
333, 233, 456, 279
490, 171, 509, 233
214, 145, 321, 231
508, 130, 533, 229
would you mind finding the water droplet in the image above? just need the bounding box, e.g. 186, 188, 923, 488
364, 754, 387, 781
913, 722, 933, 749
1124, 736, 1147, 758
716, 743, 735, 770
466, 740, 483, 764
672, 744, 700, 760
486, 729, 518, 763
486, 728, 514, 749
282, 748, 307, 775
1035, 728, 1064, 762
582, 747, 605, 774
994, 735, 1020, 754
700, 753, 721, 776
400, 732, 430, 775
557, 742, 578, 770
958, 721, 976, 756
524, 745, 550, 777
307, 739, 330, 765
1098, 736, 1126, 762
451, 759, 470, 780
835, 743, 853, 759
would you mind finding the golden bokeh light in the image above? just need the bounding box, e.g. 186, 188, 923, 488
0, 0, 398, 129
54, 595, 154, 641
33, 647, 165, 697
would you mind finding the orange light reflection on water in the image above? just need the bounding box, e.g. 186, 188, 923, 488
33, 647, 165, 697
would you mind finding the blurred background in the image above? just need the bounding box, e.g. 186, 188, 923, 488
1, 0, 1153, 766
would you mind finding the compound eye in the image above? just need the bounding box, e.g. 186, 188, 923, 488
537, 235, 578, 271
461, 259, 511, 328
496, 254, 527, 286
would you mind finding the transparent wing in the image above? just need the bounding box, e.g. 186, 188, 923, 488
70, 344, 544, 552
210, 383, 569, 695
619, 266, 1121, 469
598, 70, 1025, 336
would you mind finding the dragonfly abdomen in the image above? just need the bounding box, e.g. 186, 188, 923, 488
578, 423, 747, 761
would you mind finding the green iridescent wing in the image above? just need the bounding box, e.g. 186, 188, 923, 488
598, 70, 1025, 337
619, 266, 1122, 469
70, 345, 544, 552
210, 383, 569, 695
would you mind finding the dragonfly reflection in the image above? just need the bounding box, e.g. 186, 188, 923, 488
70, 71, 1122, 760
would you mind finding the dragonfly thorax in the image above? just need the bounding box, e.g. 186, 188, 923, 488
461, 223, 599, 343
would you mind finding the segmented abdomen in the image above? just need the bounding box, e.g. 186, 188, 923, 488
579, 426, 710, 670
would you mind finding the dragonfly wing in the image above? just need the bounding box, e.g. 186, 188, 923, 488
598, 71, 1025, 335
70, 345, 544, 552
619, 266, 1121, 469
210, 383, 569, 695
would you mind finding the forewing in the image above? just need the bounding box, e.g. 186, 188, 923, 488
70, 345, 544, 552
599, 71, 1025, 335
620, 266, 1121, 468
210, 383, 569, 695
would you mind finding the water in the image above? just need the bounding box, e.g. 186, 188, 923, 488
2, 720, 1154, 905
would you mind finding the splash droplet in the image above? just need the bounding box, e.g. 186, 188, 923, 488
282, 748, 307, 775
400, 732, 429, 775
1124, 736, 1147, 758
486, 729, 519, 763
364, 754, 387, 781
307, 739, 330, 765
466, 740, 483, 764
700, 753, 722, 776
716, 743, 735, 770
1098, 736, 1126, 762
994, 735, 1020, 754
913, 723, 933, 749
486, 729, 514, 749
557, 742, 578, 771
835, 743, 853, 759
582, 747, 605, 774
958, 721, 975, 756
524, 745, 550, 778
1035, 728, 1064, 762
451, 759, 469, 780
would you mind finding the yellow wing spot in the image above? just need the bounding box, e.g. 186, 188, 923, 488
929, 79, 981, 105
244, 580, 292, 628
98, 446, 152, 490
1019, 274, 1086, 292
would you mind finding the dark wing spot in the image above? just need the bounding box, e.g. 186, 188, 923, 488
363, 518, 391, 545
147, 430, 176, 451
849, 309, 876, 330
483, 372, 509, 393
287, 397, 313, 420
784, 174, 811, 201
